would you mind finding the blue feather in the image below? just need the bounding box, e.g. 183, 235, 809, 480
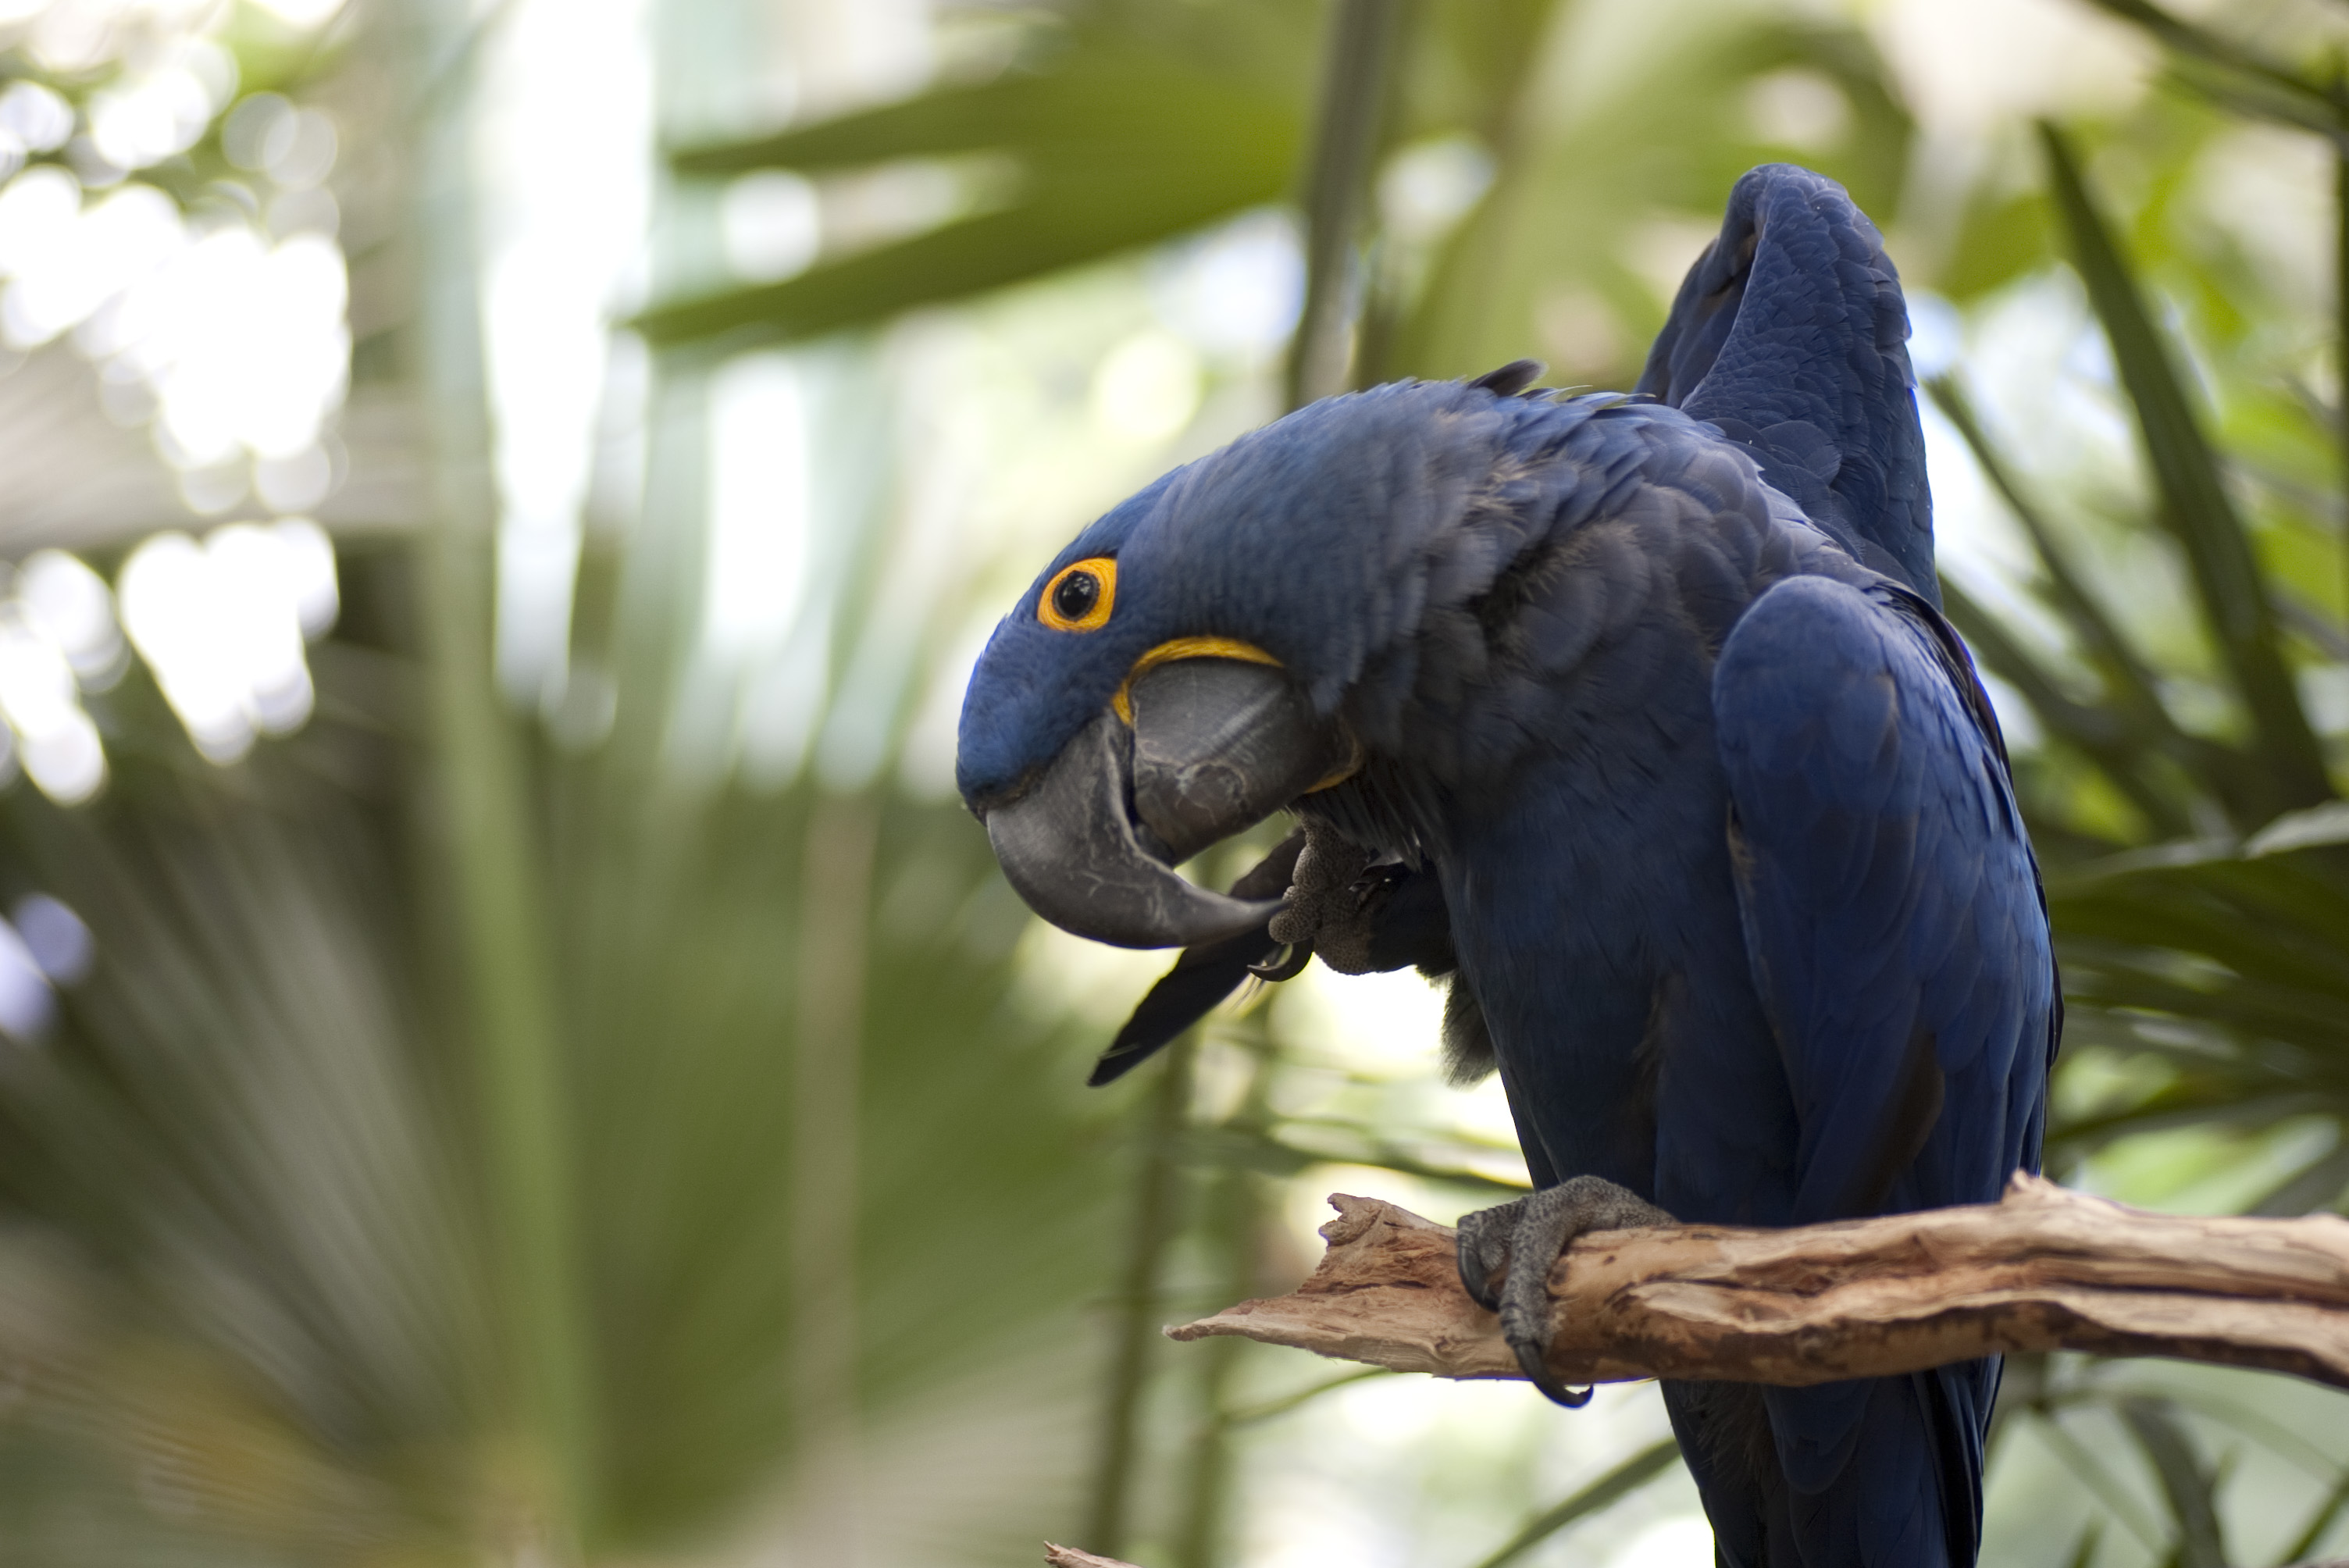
1638, 164, 1937, 607
958, 164, 2056, 1568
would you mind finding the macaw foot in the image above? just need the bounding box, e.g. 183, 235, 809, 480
1261, 819, 1376, 975
1261, 816, 1453, 980
1456, 1176, 1676, 1407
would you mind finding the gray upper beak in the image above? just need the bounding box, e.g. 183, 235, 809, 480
981, 657, 1351, 949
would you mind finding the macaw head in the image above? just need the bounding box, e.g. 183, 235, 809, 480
957, 365, 1559, 949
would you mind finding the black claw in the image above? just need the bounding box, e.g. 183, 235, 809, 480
1249, 942, 1311, 981
1456, 1222, 1503, 1312
1510, 1337, 1593, 1408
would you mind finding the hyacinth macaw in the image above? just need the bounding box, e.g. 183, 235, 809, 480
956, 164, 2057, 1567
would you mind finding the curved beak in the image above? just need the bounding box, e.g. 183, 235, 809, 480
981, 657, 1351, 949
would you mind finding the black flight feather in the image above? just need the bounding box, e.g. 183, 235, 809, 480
1087, 830, 1305, 1085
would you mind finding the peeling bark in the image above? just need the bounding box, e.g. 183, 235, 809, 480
1045, 1544, 1145, 1567
1169, 1174, 2349, 1391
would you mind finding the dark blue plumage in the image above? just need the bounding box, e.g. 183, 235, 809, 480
957, 165, 2055, 1567
1639, 164, 1937, 606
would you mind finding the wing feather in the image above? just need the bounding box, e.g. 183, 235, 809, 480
1713, 572, 2053, 1565
1714, 573, 2051, 1222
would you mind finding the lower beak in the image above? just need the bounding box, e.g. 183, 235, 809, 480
982, 657, 1351, 949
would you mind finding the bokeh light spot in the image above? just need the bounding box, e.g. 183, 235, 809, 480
0, 81, 73, 152
1089, 329, 1202, 443
11, 893, 91, 985
0, 605, 103, 802
18, 549, 123, 682
722, 169, 820, 283
118, 520, 337, 765
0, 918, 53, 1042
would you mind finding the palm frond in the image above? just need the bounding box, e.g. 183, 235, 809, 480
2037, 122, 2333, 819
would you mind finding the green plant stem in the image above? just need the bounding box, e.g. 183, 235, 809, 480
405, 0, 587, 1549
2119, 1397, 2228, 1568
2276, 1460, 2349, 1565
2337, 109, 2349, 647
2032, 1410, 2169, 1556
1173, 1160, 1256, 1568
1084, 1037, 1196, 1558
1173, 1024, 1283, 1568
1223, 1367, 1392, 1427
1285, 0, 1409, 410
1467, 1436, 1683, 1568
792, 794, 879, 1566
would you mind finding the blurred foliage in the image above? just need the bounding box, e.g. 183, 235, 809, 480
1916, 6, 2349, 1566
0, 2, 2343, 1568
0, 4, 1140, 1566
638, 0, 1921, 395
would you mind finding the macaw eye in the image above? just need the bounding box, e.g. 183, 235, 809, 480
1039, 557, 1116, 633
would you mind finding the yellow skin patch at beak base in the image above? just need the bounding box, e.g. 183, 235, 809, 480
1111, 636, 1363, 793
1109, 636, 1281, 724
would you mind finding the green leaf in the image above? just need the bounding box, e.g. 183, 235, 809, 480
2075, 0, 2348, 143
2051, 857, 2349, 998
2275, 1459, 2349, 1565
0, 775, 493, 1556
1386, 12, 1912, 386
1938, 188, 2053, 304
2248, 1142, 2349, 1217
2037, 122, 2334, 818
2032, 1405, 2173, 1556
1927, 378, 2218, 800
2118, 1397, 2228, 1568
639, 52, 1303, 348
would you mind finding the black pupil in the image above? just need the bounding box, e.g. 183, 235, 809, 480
1052, 571, 1100, 622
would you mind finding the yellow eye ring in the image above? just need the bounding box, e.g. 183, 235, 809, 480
1039, 557, 1117, 632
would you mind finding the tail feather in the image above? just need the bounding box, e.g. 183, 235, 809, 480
1670, 1360, 1995, 1567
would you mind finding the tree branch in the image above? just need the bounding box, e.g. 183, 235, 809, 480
1046, 1545, 1143, 1568
1168, 1174, 2349, 1391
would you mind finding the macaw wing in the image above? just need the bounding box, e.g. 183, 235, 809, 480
1709, 571, 2055, 1566
1713, 572, 2053, 1224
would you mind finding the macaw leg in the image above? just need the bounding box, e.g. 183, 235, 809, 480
1456, 1176, 1675, 1407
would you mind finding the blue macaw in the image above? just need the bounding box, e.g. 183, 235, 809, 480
957, 165, 2058, 1567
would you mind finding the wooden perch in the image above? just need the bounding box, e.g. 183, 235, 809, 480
1169, 1174, 2349, 1391
1044, 1546, 1142, 1568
